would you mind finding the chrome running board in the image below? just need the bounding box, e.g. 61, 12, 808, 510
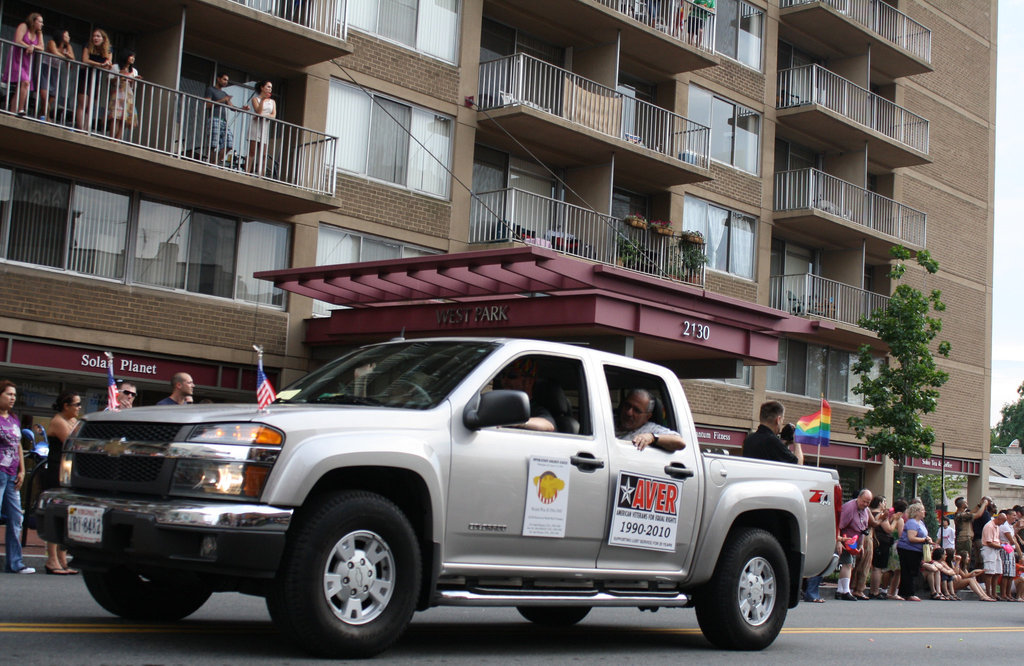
437, 589, 690, 607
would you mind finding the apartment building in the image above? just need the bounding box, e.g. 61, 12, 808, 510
0, 1, 995, 497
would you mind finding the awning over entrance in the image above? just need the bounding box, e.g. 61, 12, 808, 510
256, 247, 832, 368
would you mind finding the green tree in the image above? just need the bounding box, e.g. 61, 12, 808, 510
992, 382, 1024, 451
848, 246, 951, 486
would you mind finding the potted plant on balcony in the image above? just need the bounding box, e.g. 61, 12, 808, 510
676, 234, 708, 283
623, 213, 648, 230
649, 219, 673, 236
680, 229, 704, 244
616, 235, 646, 270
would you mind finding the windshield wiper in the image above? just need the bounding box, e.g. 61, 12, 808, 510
311, 394, 384, 406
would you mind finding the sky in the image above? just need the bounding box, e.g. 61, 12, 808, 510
991, 0, 1024, 426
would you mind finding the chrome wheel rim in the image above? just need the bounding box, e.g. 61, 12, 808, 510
737, 556, 776, 627
322, 530, 395, 625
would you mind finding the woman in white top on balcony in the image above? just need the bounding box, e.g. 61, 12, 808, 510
245, 80, 276, 176
108, 50, 140, 141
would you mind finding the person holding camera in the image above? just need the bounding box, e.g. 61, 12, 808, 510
742, 400, 803, 465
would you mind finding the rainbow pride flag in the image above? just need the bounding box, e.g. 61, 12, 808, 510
795, 398, 831, 447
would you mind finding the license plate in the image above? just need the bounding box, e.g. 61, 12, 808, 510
67, 505, 104, 544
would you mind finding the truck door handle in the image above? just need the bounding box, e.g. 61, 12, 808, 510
664, 463, 694, 479
570, 453, 605, 471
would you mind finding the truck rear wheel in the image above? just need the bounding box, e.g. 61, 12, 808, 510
516, 606, 591, 625
268, 491, 421, 658
694, 527, 789, 650
83, 567, 212, 621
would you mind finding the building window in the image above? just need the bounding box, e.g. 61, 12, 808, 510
0, 164, 288, 306
688, 86, 761, 174
766, 338, 877, 405
313, 225, 436, 316
0, 168, 131, 279
715, 0, 763, 70
349, 0, 461, 63
683, 197, 755, 279
327, 80, 454, 198
133, 200, 288, 306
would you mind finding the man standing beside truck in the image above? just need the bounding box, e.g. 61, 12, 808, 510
742, 401, 803, 465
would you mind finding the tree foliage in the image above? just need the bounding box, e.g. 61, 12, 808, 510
992, 382, 1024, 451
848, 246, 951, 471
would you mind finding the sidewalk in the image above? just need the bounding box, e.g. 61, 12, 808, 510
0, 516, 49, 569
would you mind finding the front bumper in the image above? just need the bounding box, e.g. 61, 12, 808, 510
38, 489, 293, 577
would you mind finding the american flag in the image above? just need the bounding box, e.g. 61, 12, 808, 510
256, 356, 276, 409
105, 352, 119, 411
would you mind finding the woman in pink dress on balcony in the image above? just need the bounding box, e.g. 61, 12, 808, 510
3, 13, 44, 116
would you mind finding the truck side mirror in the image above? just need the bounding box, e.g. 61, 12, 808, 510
463, 390, 530, 430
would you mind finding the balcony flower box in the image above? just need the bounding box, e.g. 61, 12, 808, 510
624, 214, 648, 230
650, 220, 673, 236
680, 230, 704, 244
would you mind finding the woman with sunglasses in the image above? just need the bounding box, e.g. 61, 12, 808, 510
44, 391, 81, 574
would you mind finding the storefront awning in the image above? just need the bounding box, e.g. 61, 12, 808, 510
257, 247, 833, 367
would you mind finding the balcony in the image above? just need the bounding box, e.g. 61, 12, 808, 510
41, 0, 351, 70
469, 187, 706, 287
0, 41, 337, 214
777, 65, 929, 169
477, 54, 711, 190
770, 273, 888, 336
779, 0, 931, 81
774, 169, 926, 261
484, 0, 718, 77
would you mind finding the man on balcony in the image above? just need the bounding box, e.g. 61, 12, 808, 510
205, 73, 236, 165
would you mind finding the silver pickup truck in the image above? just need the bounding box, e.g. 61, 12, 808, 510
39, 337, 839, 657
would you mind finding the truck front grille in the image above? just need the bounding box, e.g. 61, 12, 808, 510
75, 453, 166, 484
79, 422, 184, 442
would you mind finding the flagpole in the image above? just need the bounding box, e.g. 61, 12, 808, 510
253, 345, 266, 414
816, 395, 823, 467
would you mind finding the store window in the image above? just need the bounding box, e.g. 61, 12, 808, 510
683, 196, 755, 279
327, 80, 454, 198
715, 0, 764, 70
688, 86, 761, 174
350, 0, 461, 62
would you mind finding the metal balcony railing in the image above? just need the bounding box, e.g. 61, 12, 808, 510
229, 0, 349, 40
778, 64, 929, 154
0, 38, 337, 196
774, 168, 926, 246
594, 0, 717, 53
470, 187, 706, 286
478, 53, 710, 169
769, 273, 888, 328
779, 0, 931, 63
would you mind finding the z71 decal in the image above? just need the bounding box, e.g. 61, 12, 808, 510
809, 489, 831, 506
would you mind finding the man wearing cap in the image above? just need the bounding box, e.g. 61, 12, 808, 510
497, 359, 555, 432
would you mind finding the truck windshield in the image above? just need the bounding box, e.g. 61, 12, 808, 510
275, 340, 500, 410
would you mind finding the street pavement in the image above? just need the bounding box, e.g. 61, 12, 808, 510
2, 556, 1023, 665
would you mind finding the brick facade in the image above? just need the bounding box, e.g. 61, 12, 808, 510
0, 265, 288, 355
342, 31, 460, 105
335, 174, 453, 239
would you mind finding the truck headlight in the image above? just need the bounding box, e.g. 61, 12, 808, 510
186, 423, 283, 446
171, 460, 272, 499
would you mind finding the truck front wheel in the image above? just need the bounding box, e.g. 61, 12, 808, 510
268, 491, 421, 658
694, 527, 789, 650
83, 567, 212, 621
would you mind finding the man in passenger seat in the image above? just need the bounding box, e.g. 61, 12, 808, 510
615, 389, 686, 452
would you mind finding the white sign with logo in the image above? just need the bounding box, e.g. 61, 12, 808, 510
522, 456, 571, 538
